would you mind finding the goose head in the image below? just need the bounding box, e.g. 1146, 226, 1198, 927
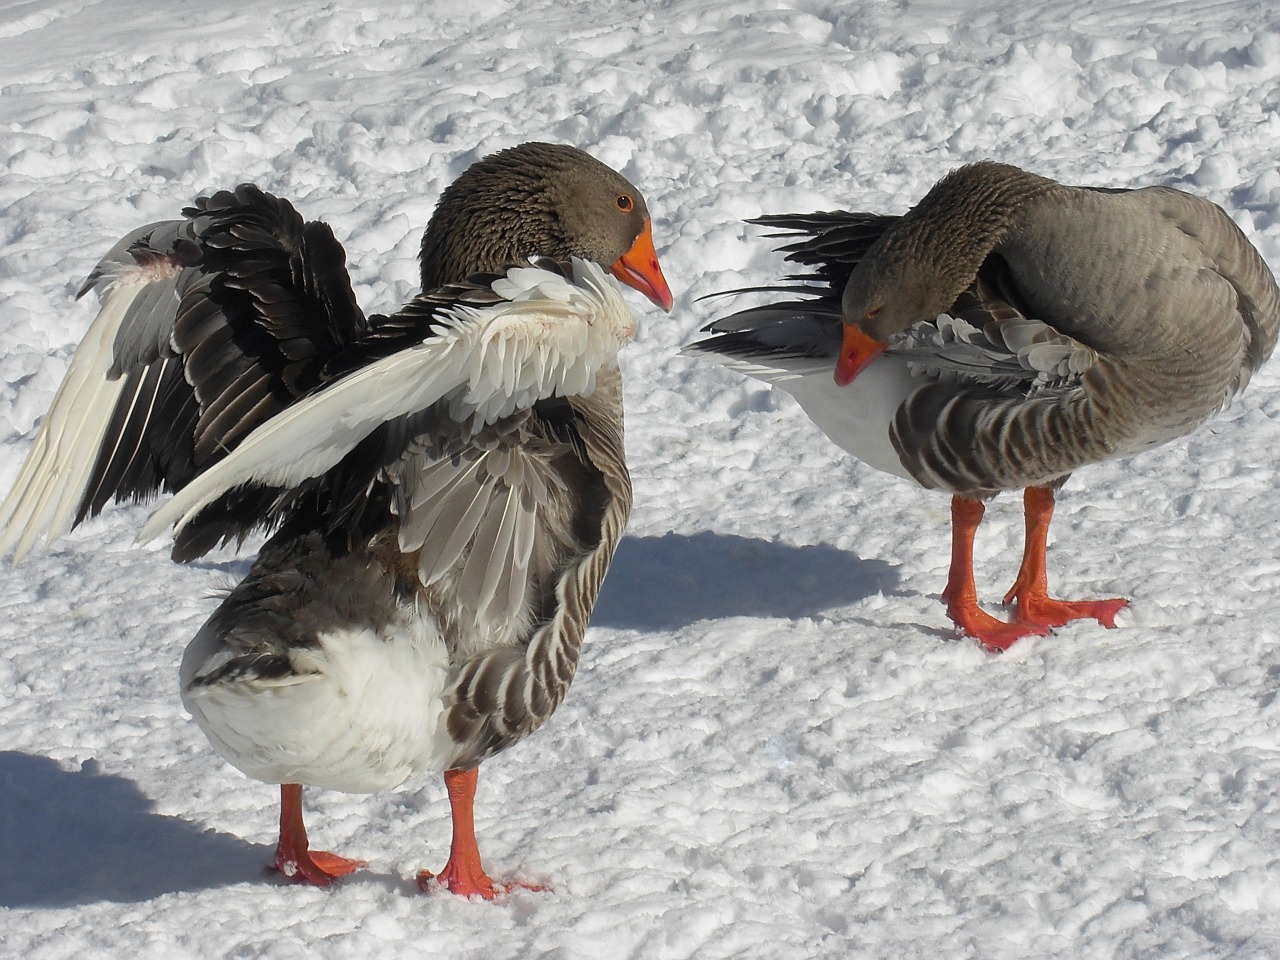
419, 141, 673, 311
835, 161, 1052, 385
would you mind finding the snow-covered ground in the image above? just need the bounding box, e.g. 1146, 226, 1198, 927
3, 0, 1280, 957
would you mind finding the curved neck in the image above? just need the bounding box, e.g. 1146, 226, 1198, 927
890, 162, 1057, 291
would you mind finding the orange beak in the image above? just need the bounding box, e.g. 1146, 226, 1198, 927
611, 219, 673, 312
835, 325, 888, 386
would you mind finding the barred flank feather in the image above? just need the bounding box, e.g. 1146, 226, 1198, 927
444, 370, 631, 767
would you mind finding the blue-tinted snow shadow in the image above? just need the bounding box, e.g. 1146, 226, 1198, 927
0, 752, 266, 906
593, 531, 898, 629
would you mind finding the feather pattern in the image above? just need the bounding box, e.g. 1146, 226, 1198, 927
137, 257, 633, 544
0, 185, 367, 561
689, 165, 1280, 498
440, 372, 631, 767
0, 143, 667, 893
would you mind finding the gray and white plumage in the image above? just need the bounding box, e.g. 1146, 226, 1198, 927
689, 162, 1279, 499
169, 257, 636, 782
0, 143, 669, 885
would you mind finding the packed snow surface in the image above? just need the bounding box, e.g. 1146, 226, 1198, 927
2, 1, 1280, 958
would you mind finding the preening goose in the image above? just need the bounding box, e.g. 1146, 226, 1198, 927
688, 161, 1278, 650
0, 141, 673, 896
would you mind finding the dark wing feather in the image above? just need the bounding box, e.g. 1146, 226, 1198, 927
77, 185, 369, 534
750, 211, 899, 289
167, 259, 576, 560
688, 212, 891, 367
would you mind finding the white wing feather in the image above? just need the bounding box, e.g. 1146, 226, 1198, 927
138, 258, 634, 544
0, 279, 168, 561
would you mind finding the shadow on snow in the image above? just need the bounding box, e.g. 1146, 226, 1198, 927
593, 531, 898, 630
0, 533, 893, 905
0, 751, 265, 906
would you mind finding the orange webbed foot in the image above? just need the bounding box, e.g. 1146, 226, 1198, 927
272, 783, 366, 887
1007, 591, 1129, 631
273, 848, 365, 887
420, 766, 549, 899
416, 865, 546, 899
943, 582, 1051, 652
945, 599, 1051, 651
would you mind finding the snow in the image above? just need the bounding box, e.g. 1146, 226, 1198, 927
2, 0, 1279, 957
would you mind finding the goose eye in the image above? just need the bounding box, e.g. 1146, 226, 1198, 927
866, 307, 882, 320
616, 195, 634, 212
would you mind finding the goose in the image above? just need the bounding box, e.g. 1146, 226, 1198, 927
687, 161, 1278, 650
0, 141, 673, 896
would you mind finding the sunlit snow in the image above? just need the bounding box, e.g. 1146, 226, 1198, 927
2, 1, 1279, 958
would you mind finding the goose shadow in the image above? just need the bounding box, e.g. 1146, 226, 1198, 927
0, 751, 266, 906
593, 531, 898, 630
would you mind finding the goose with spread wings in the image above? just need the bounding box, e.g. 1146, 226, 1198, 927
0, 141, 673, 897
688, 162, 1278, 650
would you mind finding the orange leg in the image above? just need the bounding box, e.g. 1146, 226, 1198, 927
272, 783, 365, 886
416, 768, 545, 899
1002, 486, 1128, 633
941, 495, 1050, 651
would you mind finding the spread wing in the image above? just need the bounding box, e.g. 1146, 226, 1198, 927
0, 184, 367, 561
137, 258, 634, 549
